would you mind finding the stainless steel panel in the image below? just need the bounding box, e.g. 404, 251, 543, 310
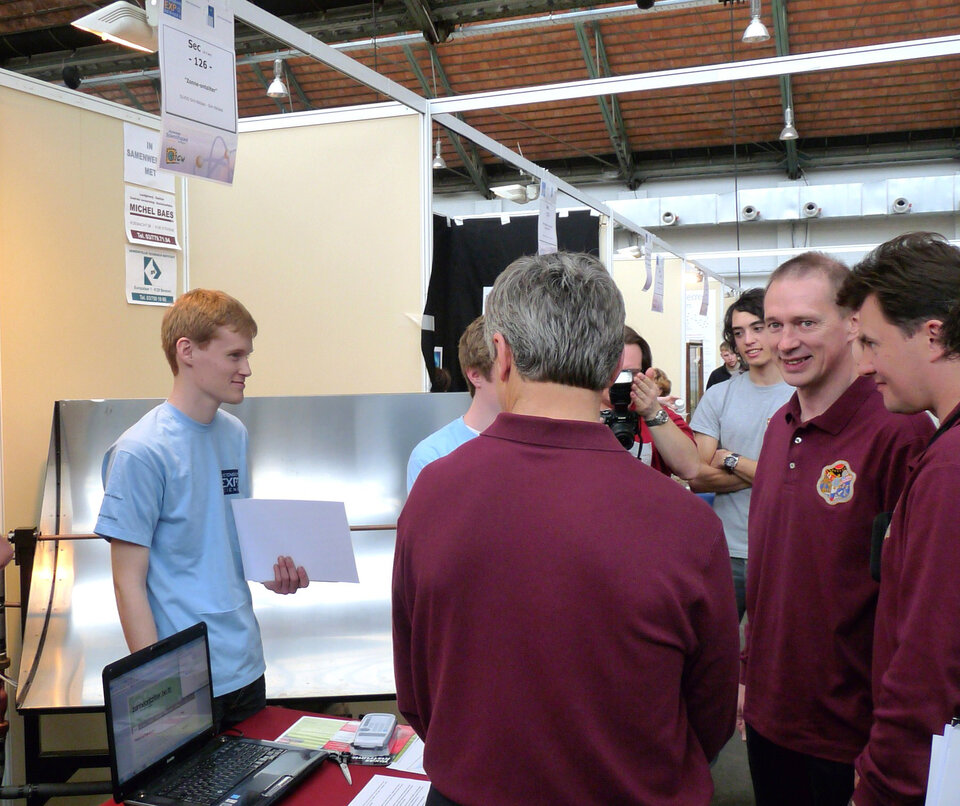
18, 392, 470, 710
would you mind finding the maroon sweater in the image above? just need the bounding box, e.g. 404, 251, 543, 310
854, 406, 960, 805
744, 377, 933, 762
393, 412, 740, 806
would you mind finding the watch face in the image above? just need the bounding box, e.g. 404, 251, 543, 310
724, 454, 738, 470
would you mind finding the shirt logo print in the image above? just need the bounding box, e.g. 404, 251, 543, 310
816, 460, 856, 506
221, 469, 240, 495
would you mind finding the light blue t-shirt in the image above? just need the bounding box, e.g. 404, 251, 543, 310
95, 402, 264, 696
406, 416, 479, 493
689, 373, 793, 559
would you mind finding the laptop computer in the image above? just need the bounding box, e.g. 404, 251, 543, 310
102, 622, 328, 806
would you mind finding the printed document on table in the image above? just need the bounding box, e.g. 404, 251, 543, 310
388, 736, 426, 775
231, 499, 359, 584
347, 775, 429, 806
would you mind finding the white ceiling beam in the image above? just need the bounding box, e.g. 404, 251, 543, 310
433, 110, 735, 289
431, 34, 960, 114
233, 0, 428, 114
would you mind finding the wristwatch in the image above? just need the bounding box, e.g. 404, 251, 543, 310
644, 409, 670, 427
723, 453, 741, 473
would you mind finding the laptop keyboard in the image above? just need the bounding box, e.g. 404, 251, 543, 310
157, 741, 284, 804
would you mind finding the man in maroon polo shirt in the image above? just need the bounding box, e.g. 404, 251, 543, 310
837, 232, 960, 805
393, 252, 740, 806
742, 252, 934, 805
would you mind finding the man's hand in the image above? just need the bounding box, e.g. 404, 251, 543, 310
737, 683, 746, 741
631, 368, 662, 420
264, 555, 309, 594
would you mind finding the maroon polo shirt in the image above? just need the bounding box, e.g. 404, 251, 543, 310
854, 404, 960, 805
394, 412, 740, 806
744, 376, 933, 763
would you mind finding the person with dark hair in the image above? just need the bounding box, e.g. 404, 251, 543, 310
95, 289, 309, 730
706, 341, 743, 389
689, 287, 792, 622
394, 252, 739, 806
407, 315, 500, 491
741, 253, 934, 806
604, 325, 700, 479
837, 232, 960, 806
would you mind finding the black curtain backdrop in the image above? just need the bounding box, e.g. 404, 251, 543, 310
422, 211, 600, 392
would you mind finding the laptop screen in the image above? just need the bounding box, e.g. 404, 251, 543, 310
105, 628, 214, 787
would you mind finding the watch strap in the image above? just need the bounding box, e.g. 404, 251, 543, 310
644, 409, 671, 427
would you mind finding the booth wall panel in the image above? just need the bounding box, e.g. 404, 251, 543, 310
185, 114, 424, 396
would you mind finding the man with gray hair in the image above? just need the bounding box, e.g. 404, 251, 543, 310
393, 252, 740, 806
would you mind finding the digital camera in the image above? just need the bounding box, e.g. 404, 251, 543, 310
601, 369, 638, 449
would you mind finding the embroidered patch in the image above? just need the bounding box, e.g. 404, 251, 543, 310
221, 469, 239, 495
816, 460, 857, 505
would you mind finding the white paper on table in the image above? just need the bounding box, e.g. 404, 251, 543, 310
388, 736, 426, 775
230, 499, 359, 584
347, 775, 430, 806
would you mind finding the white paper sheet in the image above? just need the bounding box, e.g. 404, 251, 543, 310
347, 775, 430, 806
230, 499, 359, 584
925, 723, 960, 805
387, 736, 426, 775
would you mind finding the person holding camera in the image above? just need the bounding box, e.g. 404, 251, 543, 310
601, 326, 700, 480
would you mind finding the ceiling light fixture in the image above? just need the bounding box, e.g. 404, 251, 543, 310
491, 183, 540, 204
779, 106, 799, 140
432, 136, 446, 170
266, 58, 288, 98
742, 0, 770, 44
71, 0, 158, 53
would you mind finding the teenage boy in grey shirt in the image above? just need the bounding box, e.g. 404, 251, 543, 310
690, 288, 792, 621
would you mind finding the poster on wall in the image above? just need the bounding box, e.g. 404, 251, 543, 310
125, 245, 177, 306
123, 123, 176, 192
124, 186, 180, 248
158, 0, 238, 184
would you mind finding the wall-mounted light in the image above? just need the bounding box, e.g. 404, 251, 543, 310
741, 205, 760, 221
779, 107, 799, 141
267, 59, 288, 98
72, 0, 158, 53
742, 0, 770, 43
491, 183, 540, 204
891, 197, 911, 214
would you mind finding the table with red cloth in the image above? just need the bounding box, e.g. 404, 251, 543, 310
101, 706, 428, 806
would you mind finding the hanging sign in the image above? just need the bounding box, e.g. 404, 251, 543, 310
642, 233, 654, 292
537, 179, 558, 255
158, 0, 238, 184
651, 254, 665, 313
